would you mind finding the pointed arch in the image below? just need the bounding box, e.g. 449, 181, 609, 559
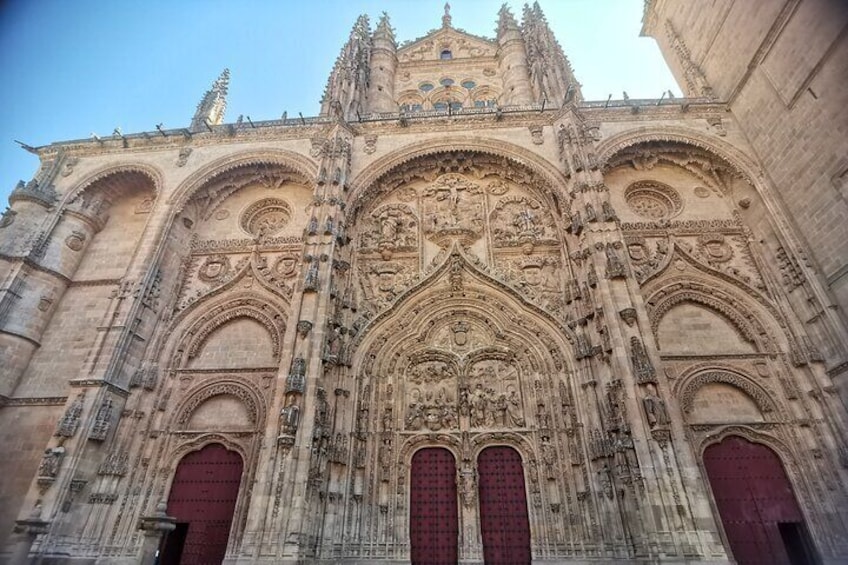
172, 378, 266, 431
348, 136, 570, 217
168, 148, 318, 215
62, 162, 164, 205
643, 245, 785, 353
352, 247, 575, 363
676, 367, 778, 416
596, 125, 764, 182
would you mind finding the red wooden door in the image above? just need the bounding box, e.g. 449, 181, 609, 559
410, 448, 459, 565
162, 443, 243, 565
478, 446, 531, 565
704, 436, 810, 565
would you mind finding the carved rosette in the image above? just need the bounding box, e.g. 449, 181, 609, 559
240, 198, 292, 238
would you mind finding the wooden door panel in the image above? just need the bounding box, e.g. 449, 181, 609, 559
478, 446, 531, 565
410, 448, 458, 565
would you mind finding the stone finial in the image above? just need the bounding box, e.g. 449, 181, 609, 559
374, 12, 396, 44
190, 68, 230, 132
497, 4, 519, 38
442, 3, 452, 28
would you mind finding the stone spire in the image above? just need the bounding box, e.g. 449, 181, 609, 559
190, 68, 229, 132
496, 3, 533, 105
442, 3, 452, 28
497, 4, 520, 39
374, 12, 395, 43
367, 12, 398, 114
521, 2, 582, 106
321, 15, 372, 120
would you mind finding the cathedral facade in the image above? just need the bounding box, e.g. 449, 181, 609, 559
1, 1, 847, 563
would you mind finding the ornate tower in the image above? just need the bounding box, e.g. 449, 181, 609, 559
189, 68, 230, 132
496, 5, 533, 105
320, 15, 372, 120
366, 13, 398, 114
522, 1, 582, 105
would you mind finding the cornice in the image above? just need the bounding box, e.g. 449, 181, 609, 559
33, 98, 727, 162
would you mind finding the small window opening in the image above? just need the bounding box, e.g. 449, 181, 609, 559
440, 50, 452, 60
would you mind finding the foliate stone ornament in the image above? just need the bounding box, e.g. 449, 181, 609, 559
619, 307, 637, 326
486, 179, 509, 195
240, 198, 292, 238
198, 254, 230, 282
624, 181, 683, 220
99, 451, 129, 476
364, 134, 377, 154
135, 198, 154, 214
88, 396, 114, 441
629, 337, 656, 384
529, 126, 544, 145
273, 254, 299, 278
65, 230, 87, 251
0, 208, 16, 228
176, 147, 193, 167
697, 233, 733, 263
55, 391, 85, 438
37, 446, 66, 479
694, 186, 711, 198
37, 295, 54, 312
60, 157, 79, 177
214, 208, 230, 221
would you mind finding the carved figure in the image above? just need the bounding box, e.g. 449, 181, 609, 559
280, 397, 300, 436
642, 384, 670, 428
38, 447, 65, 479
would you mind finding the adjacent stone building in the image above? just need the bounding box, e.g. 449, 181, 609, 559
1, 1, 847, 563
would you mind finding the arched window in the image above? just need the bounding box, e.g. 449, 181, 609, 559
440, 49, 452, 60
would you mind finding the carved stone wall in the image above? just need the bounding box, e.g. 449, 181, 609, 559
1, 4, 847, 565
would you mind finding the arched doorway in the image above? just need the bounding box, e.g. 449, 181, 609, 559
703, 436, 818, 565
478, 446, 531, 565
160, 443, 244, 565
410, 448, 459, 565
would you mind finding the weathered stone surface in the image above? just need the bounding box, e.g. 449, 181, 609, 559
0, 2, 846, 563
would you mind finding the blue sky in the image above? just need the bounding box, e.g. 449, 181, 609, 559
0, 0, 680, 205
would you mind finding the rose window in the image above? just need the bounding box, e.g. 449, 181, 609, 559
240, 198, 293, 237
624, 181, 683, 220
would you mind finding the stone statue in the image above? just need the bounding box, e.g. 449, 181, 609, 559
642, 384, 670, 428
280, 397, 300, 436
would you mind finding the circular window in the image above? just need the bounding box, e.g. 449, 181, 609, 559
461, 80, 476, 89
240, 198, 292, 237
624, 181, 683, 220
440, 78, 454, 87
419, 82, 434, 93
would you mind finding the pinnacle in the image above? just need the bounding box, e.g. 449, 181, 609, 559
497, 4, 519, 36
213, 68, 230, 95
374, 12, 396, 42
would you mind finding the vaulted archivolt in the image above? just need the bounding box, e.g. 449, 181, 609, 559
351, 150, 572, 324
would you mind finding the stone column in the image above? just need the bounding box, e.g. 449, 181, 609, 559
137, 500, 176, 565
